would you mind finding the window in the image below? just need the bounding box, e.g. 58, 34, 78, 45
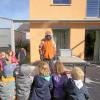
53, 29, 70, 49
53, 0, 71, 5
87, 0, 100, 17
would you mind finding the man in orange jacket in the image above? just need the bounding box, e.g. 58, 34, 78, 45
39, 31, 56, 68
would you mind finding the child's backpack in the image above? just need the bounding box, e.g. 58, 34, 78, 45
3, 64, 16, 77
0, 78, 15, 100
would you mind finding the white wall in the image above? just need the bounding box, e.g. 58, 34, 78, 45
0, 28, 11, 47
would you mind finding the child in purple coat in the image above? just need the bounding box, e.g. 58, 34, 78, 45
52, 60, 69, 100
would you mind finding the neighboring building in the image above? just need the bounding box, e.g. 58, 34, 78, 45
15, 23, 30, 46
0, 17, 15, 51
29, 0, 100, 62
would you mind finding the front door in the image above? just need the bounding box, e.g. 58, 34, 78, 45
53, 29, 70, 51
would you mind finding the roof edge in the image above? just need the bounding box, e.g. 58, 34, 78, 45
13, 19, 100, 23
0, 17, 13, 21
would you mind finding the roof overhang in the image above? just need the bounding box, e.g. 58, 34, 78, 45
13, 19, 100, 23
13, 19, 100, 29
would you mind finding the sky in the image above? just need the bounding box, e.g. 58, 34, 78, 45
0, 0, 29, 20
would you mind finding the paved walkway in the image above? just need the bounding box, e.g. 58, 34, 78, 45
64, 64, 100, 100
85, 65, 100, 100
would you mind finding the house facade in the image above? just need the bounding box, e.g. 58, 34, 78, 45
30, 0, 100, 62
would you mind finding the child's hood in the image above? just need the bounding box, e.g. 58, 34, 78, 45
74, 80, 83, 89
35, 75, 52, 88
41, 75, 51, 81
19, 64, 36, 76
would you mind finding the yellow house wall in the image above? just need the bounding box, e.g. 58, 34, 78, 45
30, 0, 86, 20
30, 0, 86, 62
70, 28, 85, 59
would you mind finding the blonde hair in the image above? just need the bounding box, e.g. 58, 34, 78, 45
8, 50, 15, 57
38, 61, 50, 76
1, 52, 6, 58
54, 60, 64, 74
71, 67, 84, 81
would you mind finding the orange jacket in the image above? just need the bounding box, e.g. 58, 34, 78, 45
39, 39, 56, 59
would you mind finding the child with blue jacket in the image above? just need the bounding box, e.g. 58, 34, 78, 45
30, 61, 53, 100
64, 67, 89, 100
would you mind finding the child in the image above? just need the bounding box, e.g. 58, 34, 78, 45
30, 61, 53, 100
0, 59, 16, 100
64, 67, 89, 100
8, 50, 19, 64
52, 60, 68, 100
18, 48, 27, 65
14, 64, 38, 100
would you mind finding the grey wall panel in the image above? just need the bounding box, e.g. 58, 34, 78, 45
0, 29, 11, 47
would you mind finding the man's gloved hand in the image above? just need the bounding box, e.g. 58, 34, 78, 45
53, 55, 59, 60
40, 54, 44, 61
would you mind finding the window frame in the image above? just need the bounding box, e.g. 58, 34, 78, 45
52, 0, 71, 6
86, 0, 100, 17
